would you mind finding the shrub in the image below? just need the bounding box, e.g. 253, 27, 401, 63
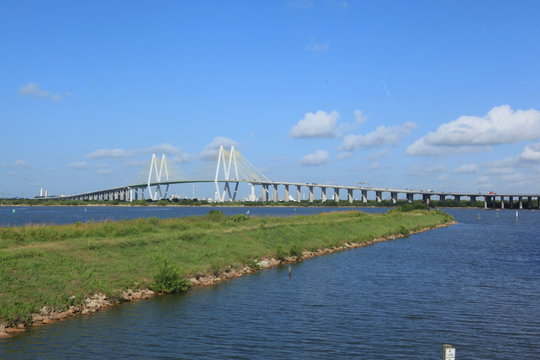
151, 260, 190, 294
399, 226, 410, 236
229, 214, 249, 223
206, 210, 226, 222
290, 244, 303, 258
275, 245, 287, 260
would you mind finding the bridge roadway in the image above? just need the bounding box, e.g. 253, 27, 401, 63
44, 179, 540, 209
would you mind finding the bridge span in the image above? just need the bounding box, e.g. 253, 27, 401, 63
43, 147, 540, 209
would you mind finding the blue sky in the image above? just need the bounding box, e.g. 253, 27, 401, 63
2, 0, 540, 199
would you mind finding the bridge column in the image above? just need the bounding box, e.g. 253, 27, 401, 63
308, 186, 314, 203
527, 197, 532, 209
455, 195, 461, 205
391, 192, 397, 204
470, 196, 476, 204
321, 187, 327, 202
261, 185, 269, 202
439, 195, 446, 202
406, 193, 413, 203
500, 196, 505, 209
518, 197, 523, 209
361, 190, 368, 203
348, 189, 353, 203
284, 185, 290, 202
423, 194, 431, 206
334, 188, 340, 202
272, 184, 278, 202
375, 191, 382, 203
296, 186, 302, 202
509, 196, 514, 209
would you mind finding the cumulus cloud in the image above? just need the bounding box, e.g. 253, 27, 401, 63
15, 159, 29, 168
407, 105, 540, 156
407, 164, 446, 177
305, 38, 329, 54
68, 161, 89, 169
19, 82, 67, 101
97, 168, 112, 175
299, 150, 329, 166
201, 137, 239, 160
290, 110, 340, 138
87, 148, 132, 160
353, 110, 367, 124
365, 149, 388, 161
520, 142, 540, 162
453, 164, 478, 174
142, 143, 193, 163
341, 122, 416, 151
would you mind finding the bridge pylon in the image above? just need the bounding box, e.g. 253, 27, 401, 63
147, 154, 170, 200
214, 146, 270, 202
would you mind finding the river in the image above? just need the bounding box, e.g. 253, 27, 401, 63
1, 208, 539, 359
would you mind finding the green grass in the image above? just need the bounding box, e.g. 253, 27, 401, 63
0, 209, 454, 324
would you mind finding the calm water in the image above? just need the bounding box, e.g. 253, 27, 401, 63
0, 206, 386, 227
1, 208, 539, 359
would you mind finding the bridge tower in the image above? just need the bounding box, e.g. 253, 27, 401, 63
214, 146, 270, 202
147, 154, 170, 200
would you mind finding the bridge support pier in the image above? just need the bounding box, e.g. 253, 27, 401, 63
308, 186, 314, 203
334, 188, 340, 202
261, 184, 269, 202
321, 187, 327, 202
423, 194, 431, 206
406, 193, 413, 204
272, 184, 278, 202
375, 191, 382, 203
470, 196, 476, 204
361, 190, 368, 203
348, 189, 353, 204
296, 186, 302, 202
455, 195, 461, 206
284, 185, 290, 202
391, 192, 397, 204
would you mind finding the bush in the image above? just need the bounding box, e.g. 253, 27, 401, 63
275, 245, 287, 260
290, 244, 303, 258
399, 226, 410, 236
229, 214, 249, 223
152, 260, 190, 294
206, 210, 226, 222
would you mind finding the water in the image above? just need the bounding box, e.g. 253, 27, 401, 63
1, 208, 539, 359
0, 206, 387, 227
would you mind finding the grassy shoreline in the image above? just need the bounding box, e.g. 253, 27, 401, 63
0, 208, 454, 331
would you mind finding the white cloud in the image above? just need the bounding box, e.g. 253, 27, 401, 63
520, 142, 540, 162
407, 105, 540, 156
453, 164, 478, 174
365, 149, 388, 161
290, 110, 340, 138
68, 161, 89, 169
305, 38, 329, 54
18, 82, 66, 101
336, 151, 353, 160
299, 150, 329, 166
341, 122, 416, 151
87, 148, 132, 160
142, 143, 193, 163
407, 164, 446, 177
15, 159, 29, 168
201, 137, 239, 160
353, 110, 367, 124
97, 168, 112, 175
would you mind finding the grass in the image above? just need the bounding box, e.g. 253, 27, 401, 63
0, 209, 454, 324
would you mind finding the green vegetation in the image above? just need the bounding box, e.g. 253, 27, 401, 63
0, 209, 454, 324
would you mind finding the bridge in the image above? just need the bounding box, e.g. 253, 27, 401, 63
43, 146, 540, 209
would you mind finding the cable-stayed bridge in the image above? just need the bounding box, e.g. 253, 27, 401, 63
44, 146, 540, 209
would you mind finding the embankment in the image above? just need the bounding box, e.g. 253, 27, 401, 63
0, 209, 454, 336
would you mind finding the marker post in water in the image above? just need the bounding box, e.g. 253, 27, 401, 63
442, 344, 456, 360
